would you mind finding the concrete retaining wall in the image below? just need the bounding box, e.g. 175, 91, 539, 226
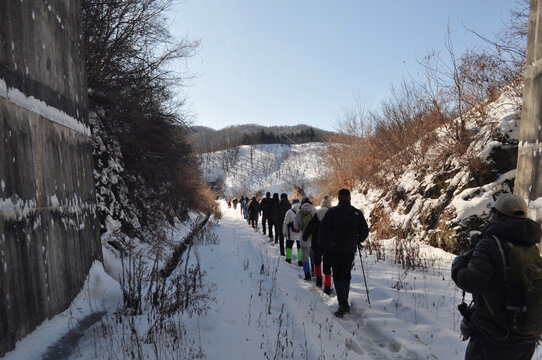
516, 0, 542, 225
0, 0, 102, 355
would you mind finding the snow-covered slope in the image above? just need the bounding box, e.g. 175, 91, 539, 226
353, 89, 523, 254
200, 143, 324, 196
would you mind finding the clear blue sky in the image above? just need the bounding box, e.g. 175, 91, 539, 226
170, 0, 519, 132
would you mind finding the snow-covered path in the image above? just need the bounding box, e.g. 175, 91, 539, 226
6, 200, 542, 359
196, 201, 468, 360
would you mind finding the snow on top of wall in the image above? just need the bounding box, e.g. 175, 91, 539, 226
0, 78, 90, 136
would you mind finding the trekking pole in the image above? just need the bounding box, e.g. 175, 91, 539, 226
357, 245, 371, 304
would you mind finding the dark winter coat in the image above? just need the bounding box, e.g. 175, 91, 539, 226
248, 198, 261, 216
318, 200, 369, 253
260, 195, 273, 216
452, 216, 541, 339
274, 198, 291, 228
304, 207, 329, 251
268, 194, 279, 223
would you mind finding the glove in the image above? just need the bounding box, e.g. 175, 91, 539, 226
357, 243, 364, 251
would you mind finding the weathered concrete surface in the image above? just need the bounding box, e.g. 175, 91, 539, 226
516, 0, 542, 225
0, 0, 102, 356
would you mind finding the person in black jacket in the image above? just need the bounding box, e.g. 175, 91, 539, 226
260, 192, 272, 236
274, 193, 291, 256
303, 194, 332, 289
268, 193, 280, 243
248, 196, 261, 229
452, 193, 541, 360
319, 189, 369, 317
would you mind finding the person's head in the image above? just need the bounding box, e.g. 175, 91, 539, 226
320, 194, 332, 208
338, 189, 351, 203
292, 199, 300, 205
273, 193, 279, 200
252, 196, 257, 201
301, 195, 311, 204
266, 192, 271, 198
292, 202, 300, 212
280, 193, 288, 200
492, 193, 527, 218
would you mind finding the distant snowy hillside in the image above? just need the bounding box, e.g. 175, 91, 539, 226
200, 143, 325, 196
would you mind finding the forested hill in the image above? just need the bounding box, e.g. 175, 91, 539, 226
190, 124, 333, 153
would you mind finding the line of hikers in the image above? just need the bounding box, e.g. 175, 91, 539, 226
228, 190, 542, 357
228, 189, 369, 318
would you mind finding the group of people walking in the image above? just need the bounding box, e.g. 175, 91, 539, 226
228, 188, 369, 317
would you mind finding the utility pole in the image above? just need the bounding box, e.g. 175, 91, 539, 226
516, 0, 542, 226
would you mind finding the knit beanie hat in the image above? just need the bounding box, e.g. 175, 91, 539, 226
494, 193, 527, 218
292, 199, 300, 204
320, 194, 332, 208
301, 195, 311, 204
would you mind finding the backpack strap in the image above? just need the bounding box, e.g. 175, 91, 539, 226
478, 235, 509, 318
492, 235, 509, 282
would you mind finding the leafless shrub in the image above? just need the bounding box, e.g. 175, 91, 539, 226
90, 223, 217, 359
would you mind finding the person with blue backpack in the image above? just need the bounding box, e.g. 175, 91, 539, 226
452, 193, 542, 360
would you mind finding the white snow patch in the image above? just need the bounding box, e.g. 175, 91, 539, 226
3, 261, 122, 360
49, 194, 59, 207
0, 78, 90, 136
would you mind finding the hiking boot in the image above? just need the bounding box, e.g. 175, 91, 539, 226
334, 307, 350, 318
285, 258, 291, 264
323, 286, 331, 295
304, 272, 311, 281
315, 277, 322, 288
298, 261, 303, 267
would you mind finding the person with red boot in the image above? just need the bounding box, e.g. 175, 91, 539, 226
319, 189, 369, 317
303, 194, 332, 291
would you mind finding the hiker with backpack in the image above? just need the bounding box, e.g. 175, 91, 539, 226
294, 195, 317, 280
274, 193, 292, 256
260, 192, 273, 237
319, 189, 369, 318
451, 193, 542, 360
303, 194, 332, 291
248, 196, 260, 229
283, 199, 302, 265
243, 197, 250, 222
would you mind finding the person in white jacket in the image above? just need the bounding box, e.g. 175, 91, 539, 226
283, 200, 301, 264
294, 195, 317, 280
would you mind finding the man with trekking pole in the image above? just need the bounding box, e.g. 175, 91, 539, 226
319, 189, 369, 317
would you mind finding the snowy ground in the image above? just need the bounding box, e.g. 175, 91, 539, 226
5, 200, 542, 359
